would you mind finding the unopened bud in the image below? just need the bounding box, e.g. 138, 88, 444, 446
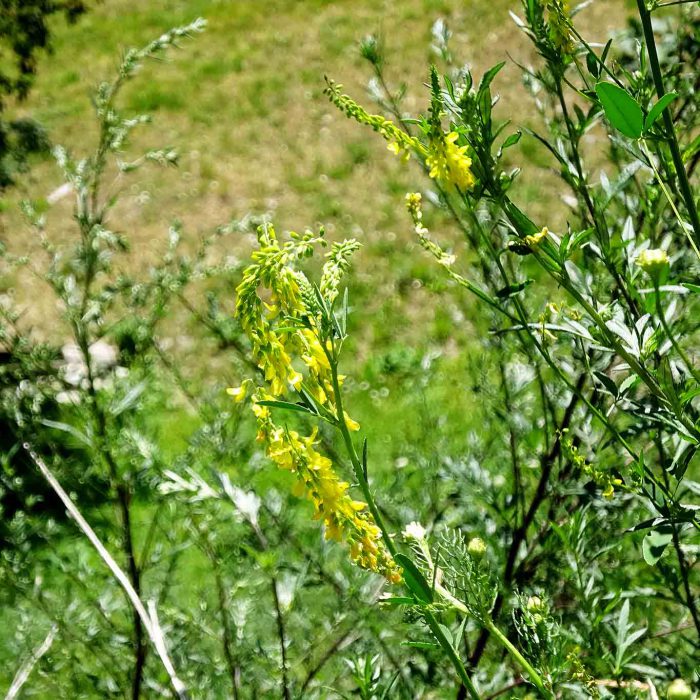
637, 248, 669, 278
667, 679, 692, 700
526, 595, 544, 613
467, 537, 486, 560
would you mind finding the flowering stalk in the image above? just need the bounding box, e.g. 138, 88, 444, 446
233, 225, 401, 583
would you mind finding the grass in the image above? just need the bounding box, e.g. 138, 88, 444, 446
2, 0, 630, 340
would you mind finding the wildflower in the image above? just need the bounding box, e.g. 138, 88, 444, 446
235, 226, 401, 583
426, 131, 476, 192
344, 412, 360, 431
467, 536, 486, 560
402, 521, 427, 541
637, 248, 670, 278
256, 412, 400, 581
667, 679, 692, 700
560, 429, 622, 500
320, 239, 362, 304
405, 192, 422, 221
226, 379, 251, 402
525, 226, 548, 248
325, 79, 422, 162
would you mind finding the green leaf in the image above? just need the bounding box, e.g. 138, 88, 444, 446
586, 51, 600, 78
256, 400, 314, 414
394, 553, 433, 604
379, 596, 415, 606
642, 525, 674, 565
503, 199, 539, 237
644, 92, 678, 132
595, 82, 644, 139
477, 61, 506, 97
682, 134, 700, 163
438, 624, 453, 648
500, 130, 522, 151
594, 371, 618, 397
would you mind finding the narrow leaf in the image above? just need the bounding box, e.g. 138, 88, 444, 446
256, 400, 314, 414
394, 553, 433, 604
644, 92, 678, 132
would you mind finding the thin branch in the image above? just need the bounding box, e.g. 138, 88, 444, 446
23, 444, 189, 700
5, 625, 58, 700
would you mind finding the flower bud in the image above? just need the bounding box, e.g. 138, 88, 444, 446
467, 537, 486, 560
636, 248, 669, 278
667, 679, 693, 700
526, 595, 544, 613
402, 521, 426, 541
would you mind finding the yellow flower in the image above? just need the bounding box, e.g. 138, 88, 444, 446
426, 132, 476, 192
525, 226, 548, 248
235, 226, 402, 584
344, 412, 361, 431
226, 379, 252, 403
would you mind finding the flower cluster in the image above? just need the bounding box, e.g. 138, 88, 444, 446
324, 79, 424, 162
233, 224, 401, 582
426, 131, 476, 192
560, 429, 622, 500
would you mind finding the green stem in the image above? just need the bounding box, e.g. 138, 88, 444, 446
424, 611, 481, 700
328, 349, 396, 557
654, 284, 700, 385
328, 343, 483, 697
636, 0, 700, 250
485, 622, 553, 700
640, 140, 700, 260
431, 583, 550, 699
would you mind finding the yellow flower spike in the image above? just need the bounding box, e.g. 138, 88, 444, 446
235, 225, 401, 583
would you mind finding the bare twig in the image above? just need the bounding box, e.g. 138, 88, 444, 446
5, 625, 57, 700
24, 444, 189, 700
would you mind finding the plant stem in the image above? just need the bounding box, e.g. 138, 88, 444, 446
424, 611, 481, 700
654, 284, 700, 385
636, 0, 700, 250
328, 350, 396, 557
328, 344, 481, 698
484, 622, 553, 700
